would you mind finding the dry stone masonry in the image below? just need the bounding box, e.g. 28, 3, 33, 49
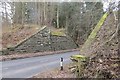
3, 27, 78, 54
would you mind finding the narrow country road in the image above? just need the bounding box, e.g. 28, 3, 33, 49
1, 51, 79, 78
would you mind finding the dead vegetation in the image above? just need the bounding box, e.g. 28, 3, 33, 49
32, 64, 76, 78
2, 24, 41, 50
80, 13, 119, 78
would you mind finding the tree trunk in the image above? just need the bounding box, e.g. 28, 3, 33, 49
4, 2, 8, 27
57, 3, 59, 28
65, 16, 68, 33
43, 2, 46, 25
21, 2, 24, 26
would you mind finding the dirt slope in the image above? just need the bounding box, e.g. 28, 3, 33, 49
2, 24, 41, 50
82, 12, 119, 78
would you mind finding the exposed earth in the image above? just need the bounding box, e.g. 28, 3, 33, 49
80, 12, 119, 78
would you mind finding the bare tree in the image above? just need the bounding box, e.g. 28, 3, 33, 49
56, 3, 60, 28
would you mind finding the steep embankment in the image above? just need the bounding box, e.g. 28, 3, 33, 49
2, 24, 42, 50
2, 27, 78, 55
82, 12, 119, 78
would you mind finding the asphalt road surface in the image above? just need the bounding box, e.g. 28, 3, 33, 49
1, 51, 79, 78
